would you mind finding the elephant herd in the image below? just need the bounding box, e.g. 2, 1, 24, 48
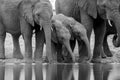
0, 0, 119, 63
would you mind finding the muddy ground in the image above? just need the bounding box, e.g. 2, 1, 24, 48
2, 32, 120, 63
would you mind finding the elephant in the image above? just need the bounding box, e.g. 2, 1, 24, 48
103, 20, 116, 58
51, 14, 91, 63
55, 0, 120, 62
0, 0, 53, 62
51, 17, 75, 62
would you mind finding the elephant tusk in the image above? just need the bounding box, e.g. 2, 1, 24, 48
33, 30, 35, 33
51, 27, 53, 31
108, 20, 112, 27
40, 26, 42, 30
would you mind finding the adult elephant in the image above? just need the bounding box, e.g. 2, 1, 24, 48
55, 0, 120, 62
0, 0, 53, 62
103, 20, 116, 58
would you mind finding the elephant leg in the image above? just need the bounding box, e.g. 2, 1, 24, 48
63, 40, 75, 62
21, 19, 33, 61
12, 34, 23, 59
103, 34, 113, 57
23, 33, 32, 60
79, 33, 91, 62
56, 44, 64, 62
34, 29, 45, 61
63, 39, 76, 63
92, 19, 107, 62
51, 42, 57, 62
0, 31, 6, 59
79, 10, 93, 62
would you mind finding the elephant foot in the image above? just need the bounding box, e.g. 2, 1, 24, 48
48, 59, 58, 63
101, 53, 107, 58
42, 57, 49, 63
13, 53, 23, 59
57, 56, 64, 63
34, 58, 43, 63
0, 54, 5, 59
63, 55, 73, 63
91, 57, 102, 63
23, 58, 33, 63
104, 50, 113, 57
77, 56, 90, 63
106, 53, 113, 57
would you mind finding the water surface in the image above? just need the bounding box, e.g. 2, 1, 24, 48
0, 63, 120, 80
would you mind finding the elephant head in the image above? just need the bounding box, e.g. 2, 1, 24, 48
79, 0, 120, 47
19, 0, 53, 61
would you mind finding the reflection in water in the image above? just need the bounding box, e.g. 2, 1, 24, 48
78, 64, 91, 80
0, 63, 5, 80
93, 64, 112, 80
1, 63, 120, 80
108, 64, 120, 80
34, 63, 43, 80
25, 64, 32, 80
13, 64, 23, 80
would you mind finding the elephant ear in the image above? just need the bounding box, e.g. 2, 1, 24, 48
20, 1, 34, 26
78, 0, 97, 19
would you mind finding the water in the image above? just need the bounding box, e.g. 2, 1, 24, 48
0, 63, 120, 80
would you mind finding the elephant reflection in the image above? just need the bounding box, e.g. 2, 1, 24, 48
61, 64, 74, 80
77, 64, 91, 80
34, 63, 43, 80
93, 64, 112, 80
46, 64, 57, 80
25, 64, 32, 80
108, 64, 120, 80
34, 63, 57, 80
0, 63, 5, 80
13, 64, 23, 80
45, 64, 74, 80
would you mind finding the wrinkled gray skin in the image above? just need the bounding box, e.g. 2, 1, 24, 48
51, 19, 75, 62
0, 0, 53, 62
55, 0, 120, 62
52, 14, 91, 62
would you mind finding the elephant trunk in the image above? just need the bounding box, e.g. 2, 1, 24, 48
112, 14, 120, 47
81, 36, 91, 60
63, 40, 75, 62
40, 21, 53, 62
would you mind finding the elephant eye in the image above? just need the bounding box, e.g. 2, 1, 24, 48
37, 13, 40, 17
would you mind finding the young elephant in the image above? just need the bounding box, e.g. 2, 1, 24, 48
51, 19, 75, 62
52, 14, 91, 62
